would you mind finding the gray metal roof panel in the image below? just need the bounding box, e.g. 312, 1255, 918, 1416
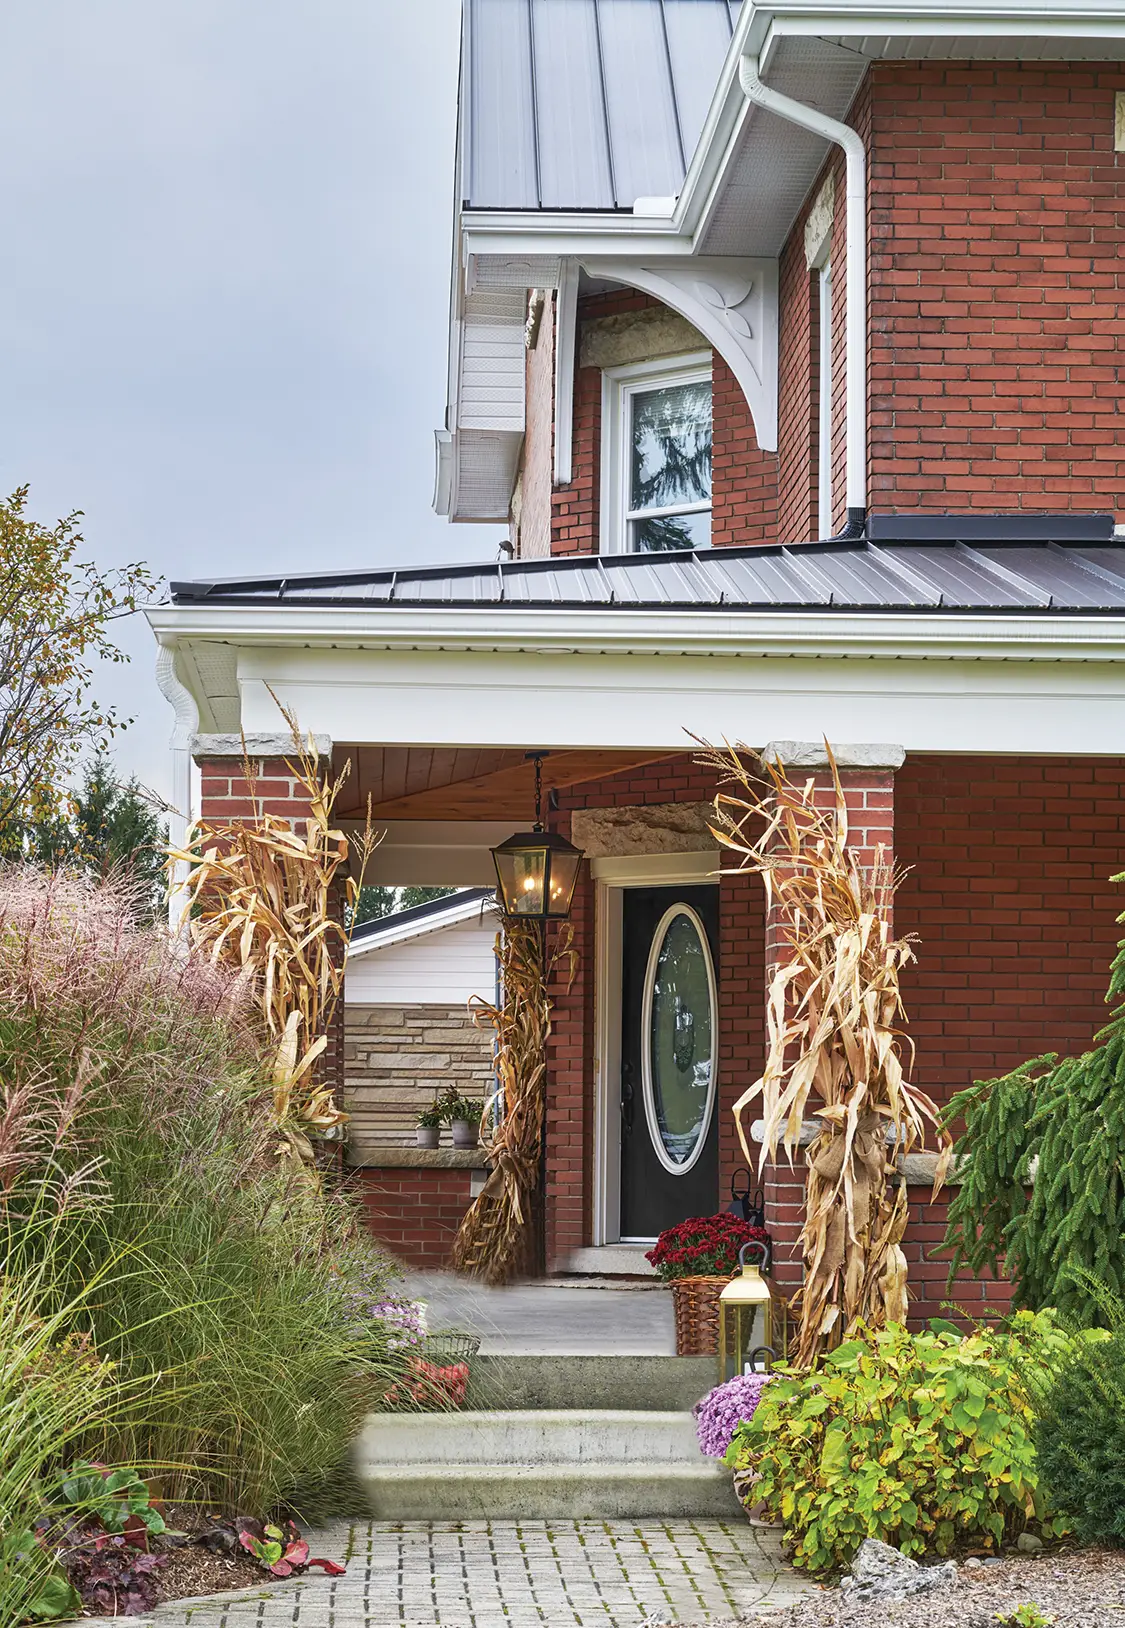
465, 0, 736, 211
169, 534, 1125, 614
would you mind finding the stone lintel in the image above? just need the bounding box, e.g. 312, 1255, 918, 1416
192, 731, 332, 763
762, 741, 906, 772
344, 1141, 489, 1171
572, 801, 718, 859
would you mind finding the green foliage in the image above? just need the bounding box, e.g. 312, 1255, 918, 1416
435, 1086, 484, 1124
0, 486, 154, 831
416, 1101, 445, 1129
725, 1313, 1075, 1575
58, 1464, 166, 1539
16, 752, 168, 921
1034, 1276, 1125, 1546
996, 1608, 1055, 1628
943, 881, 1125, 1324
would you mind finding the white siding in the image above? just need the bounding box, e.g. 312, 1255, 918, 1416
345, 919, 498, 1008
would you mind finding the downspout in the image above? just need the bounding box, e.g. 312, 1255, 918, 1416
738, 54, 867, 539
154, 642, 198, 937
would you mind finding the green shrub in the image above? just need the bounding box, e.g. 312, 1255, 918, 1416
1034, 1283, 1125, 1546
0, 869, 403, 1519
725, 1312, 1075, 1574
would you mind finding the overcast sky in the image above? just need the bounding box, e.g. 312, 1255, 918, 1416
0, 0, 501, 802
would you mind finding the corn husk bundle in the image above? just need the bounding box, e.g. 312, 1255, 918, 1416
167, 710, 378, 1168
698, 737, 951, 1365
451, 913, 576, 1284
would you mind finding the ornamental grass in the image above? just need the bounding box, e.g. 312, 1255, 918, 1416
0, 867, 401, 1532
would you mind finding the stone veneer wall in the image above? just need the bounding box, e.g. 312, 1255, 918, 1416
344, 1003, 495, 1146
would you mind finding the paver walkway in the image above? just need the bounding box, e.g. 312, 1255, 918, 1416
111, 1520, 813, 1627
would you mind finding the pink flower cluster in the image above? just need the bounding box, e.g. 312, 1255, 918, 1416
693, 1372, 772, 1458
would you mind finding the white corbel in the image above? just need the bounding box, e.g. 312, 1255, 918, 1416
154, 642, 198, 937
583, 256, 779, 452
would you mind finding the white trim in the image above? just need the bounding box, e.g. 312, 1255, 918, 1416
148, 605, 1125, 664
154, 644, 198, 936
553, 262, 579, 487
592, 851, 720, 1244
599, 353, 713, 555
590, 852, 718, 885
817, 259, 834, 540
639, 903, 720, 1178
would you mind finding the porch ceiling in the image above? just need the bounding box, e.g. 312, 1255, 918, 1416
333, 746, 675, 823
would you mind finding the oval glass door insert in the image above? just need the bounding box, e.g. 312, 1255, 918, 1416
641, 903, 718, 1174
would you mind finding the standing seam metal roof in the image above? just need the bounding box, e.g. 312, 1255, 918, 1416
464, 0, 742, 211
169, 532, 1125, 614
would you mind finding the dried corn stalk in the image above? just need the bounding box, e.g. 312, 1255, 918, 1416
451, 913, 576, 1284
168, 708, 378, 1166
698, 738, 951, 1365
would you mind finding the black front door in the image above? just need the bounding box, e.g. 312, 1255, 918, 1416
620, 884, 720, 1239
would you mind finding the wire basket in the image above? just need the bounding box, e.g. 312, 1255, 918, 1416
421, 1329, 482, 1366
670, 1276, 728, 1356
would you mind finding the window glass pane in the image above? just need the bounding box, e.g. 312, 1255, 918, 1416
631, 510, 711, 552
630, 380, 712, 513
647, 910, 714, 1167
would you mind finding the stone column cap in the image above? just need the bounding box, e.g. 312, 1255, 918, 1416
762, 740, 905, 771
192, 731, 332, 762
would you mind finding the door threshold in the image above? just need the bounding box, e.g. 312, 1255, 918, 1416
562, 1244, 657, 1278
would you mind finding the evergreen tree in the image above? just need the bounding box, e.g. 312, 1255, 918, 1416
18, 753, 167, 922
944, 883, 1125, 1324
349, 884, 456, 928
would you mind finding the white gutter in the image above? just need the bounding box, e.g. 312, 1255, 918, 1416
738, 52, 867, 536
147, 606, 1125, 665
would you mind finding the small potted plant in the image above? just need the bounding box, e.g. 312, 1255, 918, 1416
415, 1102, 443, 1149
439, 1090, 484, 1150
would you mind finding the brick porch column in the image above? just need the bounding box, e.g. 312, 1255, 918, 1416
193, 731, 345, 1102
756, 741, 905, 1301
544, 858, 594, 1272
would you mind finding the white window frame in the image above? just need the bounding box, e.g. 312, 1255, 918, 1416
815, 257, 834, 539
599, 352, 713, 555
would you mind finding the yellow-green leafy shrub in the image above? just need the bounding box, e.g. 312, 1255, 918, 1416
725, 1313, 1075, 1574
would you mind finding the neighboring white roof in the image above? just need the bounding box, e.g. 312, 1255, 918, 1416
347, 888, 495, 959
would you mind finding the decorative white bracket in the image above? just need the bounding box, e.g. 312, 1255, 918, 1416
154, 642, 199, 938
582, 256, 779, 452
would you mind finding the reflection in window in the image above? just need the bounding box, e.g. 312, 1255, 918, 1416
628, 378, 712, 552
647, 910, 715, 1168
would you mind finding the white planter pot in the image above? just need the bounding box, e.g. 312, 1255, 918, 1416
450, 1119, 479, 1150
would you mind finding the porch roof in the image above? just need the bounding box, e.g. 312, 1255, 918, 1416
170, 522, 1125, 616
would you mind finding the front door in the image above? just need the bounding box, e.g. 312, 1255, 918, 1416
620, 884, 719, 1239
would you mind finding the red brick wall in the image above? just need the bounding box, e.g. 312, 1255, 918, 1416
551, 290, 779, 557
868, 61, 1125, 518
354, 1167, 474, 1269
544, 869, 596, 1268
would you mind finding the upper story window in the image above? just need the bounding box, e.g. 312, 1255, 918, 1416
601, 354, 712, 552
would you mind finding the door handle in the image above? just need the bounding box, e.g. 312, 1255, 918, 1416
621, 1066, 635, 1130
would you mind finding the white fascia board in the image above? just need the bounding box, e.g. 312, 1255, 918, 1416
347, 894, 494, 958
461, 219, 695, 261
147, 603, 1125, 664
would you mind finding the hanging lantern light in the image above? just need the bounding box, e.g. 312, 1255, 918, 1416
491, 753, 584, 921
718, 1240, 789, 1382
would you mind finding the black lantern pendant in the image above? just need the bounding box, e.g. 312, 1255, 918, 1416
491, 753, 584, 921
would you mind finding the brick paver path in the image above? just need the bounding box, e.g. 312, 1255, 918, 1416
114, 1520, 812, 1627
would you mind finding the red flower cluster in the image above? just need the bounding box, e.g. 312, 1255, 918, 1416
645, 1213, 769, 1282
384, 1356, 469, 1410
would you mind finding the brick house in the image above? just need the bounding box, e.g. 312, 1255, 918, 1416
148, 0, 1125, 1320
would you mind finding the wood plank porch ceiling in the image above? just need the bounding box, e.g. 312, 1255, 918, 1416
333, 746, 675, 822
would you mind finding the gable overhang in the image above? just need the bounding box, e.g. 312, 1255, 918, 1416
443, 0, 1125, 524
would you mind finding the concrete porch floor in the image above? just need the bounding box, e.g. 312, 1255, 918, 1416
405, 1271, 675, 1356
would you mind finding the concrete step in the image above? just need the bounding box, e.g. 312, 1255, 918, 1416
356, 1408, 738, 1520
464, 1353, 717, 1412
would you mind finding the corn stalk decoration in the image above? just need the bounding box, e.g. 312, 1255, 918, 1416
698, 738, 952, 1366
451, 914, 576, 1285
167, 711, 378, 1168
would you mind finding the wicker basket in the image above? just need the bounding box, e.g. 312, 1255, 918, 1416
670, 1275, 729, 1356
